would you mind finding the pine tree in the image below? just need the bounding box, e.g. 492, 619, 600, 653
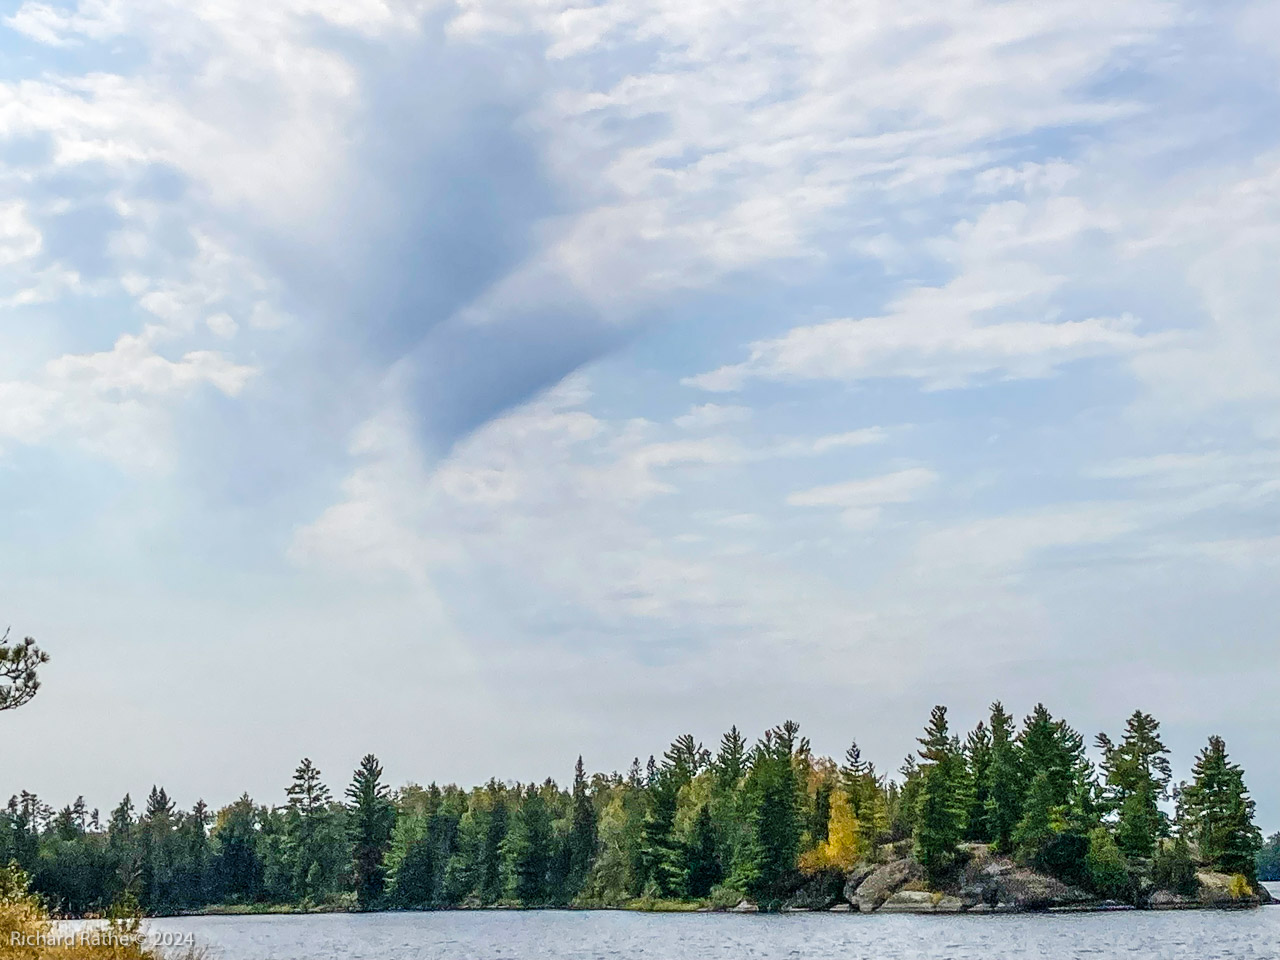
984, 702, 1022, 852
0, 629, 48, 712
715, 727, 747, 791
346, 754, 395, 908
912, 706, 965, 882
1180, 736, 1262, 881
1098, 711, 1172, 861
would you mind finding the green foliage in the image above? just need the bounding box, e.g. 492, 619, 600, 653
912, 706, 966, 883
502, 784, 555, 906
738, 725, 802, 903
1098, 711, 1171, 860
1179, 736, 1262, 881
1152, 835, 1197, 896
1257, 831, 1280, 882
345, 755, 395, 909
3, 703, 1264, 917
1084, 826, 1129, 900
567, 757, 598, 898
682, 804, 722, 897
0, 628, 49, 713
984, 702, 1022, 852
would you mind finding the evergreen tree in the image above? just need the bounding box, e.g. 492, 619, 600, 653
638, 768, 682, 895
1084, 826, 1129, 900
1255, 832, 1280, 882
503, 784, 553, 905
346, 754, 395, 908
984, 702, 1022, 852
1013, 770, 1061, 865
912, 706, 965, 882
683, 804, 721, 897
567, 757, 598, 900
1098, 711, 1172, 861
1153, 835, 1197, 895
964, 721, 993, 842
1179, 736, 1262, 880
209, 794, 262, 903
737, 727, 802, 903
283, 758, 341, 901
714, 727, 747, 791
0, 628, 48, 712
385, 811, 434, 907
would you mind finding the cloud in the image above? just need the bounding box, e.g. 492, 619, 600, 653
674, 403, 751, 431
0, 328, 254, 469
787, 467, 937, 528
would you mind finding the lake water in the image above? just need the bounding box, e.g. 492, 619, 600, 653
141, 886, 1280, 960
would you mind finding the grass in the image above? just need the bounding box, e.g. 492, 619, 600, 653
1, 864, 203, 960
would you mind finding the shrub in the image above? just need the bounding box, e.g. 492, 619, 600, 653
1227, 874, 1253, 900
1084, 828, 1130, 901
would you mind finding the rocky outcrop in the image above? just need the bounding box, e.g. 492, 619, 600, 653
1196, 872, 1267, 908
826, 856, 1268, 915
851, 859, 925, 912
841, 863, 877, 904
782, 871, 845, 912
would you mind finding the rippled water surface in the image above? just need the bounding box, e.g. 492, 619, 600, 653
145, 887, 1280, 960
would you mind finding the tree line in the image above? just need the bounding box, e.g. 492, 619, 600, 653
1, 704, 1268, 914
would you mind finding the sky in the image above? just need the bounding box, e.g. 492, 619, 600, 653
1, 0, 1278, 831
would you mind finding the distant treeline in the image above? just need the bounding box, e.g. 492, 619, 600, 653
0, 704, 1269, 915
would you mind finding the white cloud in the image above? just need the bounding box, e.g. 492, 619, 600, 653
812, 428, 888, 452
205, 312, 238, 338
674, 403, 751, 431
787, 467, 937, 528
0, 329, 255, 469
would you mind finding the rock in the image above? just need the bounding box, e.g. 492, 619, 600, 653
852, 859, 925, 913
828, 902, 853, 912
729, 900, 759, 913
1149, 890, 1198, 910
933, 895, 965, 913
1196, 871, 1262, 908
875, 891, 966, 913
993, 868, 1094, 911
878, 891, 935, 913
841, 863, 877, 904
783, 871, 845, 911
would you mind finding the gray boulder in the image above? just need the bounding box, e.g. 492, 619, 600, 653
852, 859, 925, 912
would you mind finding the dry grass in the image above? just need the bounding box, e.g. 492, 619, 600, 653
1, 864, 203, 960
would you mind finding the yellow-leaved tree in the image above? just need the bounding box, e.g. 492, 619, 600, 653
799, 791, 862, 873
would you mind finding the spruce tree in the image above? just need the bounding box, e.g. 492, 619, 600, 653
503, 784, 553, 904
740, 728, 801, 903
964, 721, 993, 842
912, 706, 965, 882
1180, 736, 1262, 880
346, 754, 395, 908
984, 702, 1022, 852
567, 756, 598, 899
683, 804, 722, 898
